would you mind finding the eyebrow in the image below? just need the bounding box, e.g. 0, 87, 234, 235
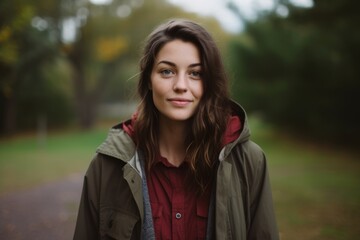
156, 60, 201, 68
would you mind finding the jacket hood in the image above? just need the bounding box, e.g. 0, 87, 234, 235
97, 100, 251, 162
228, 100, 251, 144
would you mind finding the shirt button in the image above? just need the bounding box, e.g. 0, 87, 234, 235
175, 212, 182, 219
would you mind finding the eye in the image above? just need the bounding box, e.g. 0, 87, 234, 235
159, 69, 174, 77
189, 70, 202, 79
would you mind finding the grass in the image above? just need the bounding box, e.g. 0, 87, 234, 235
0, 126, 109, 194
249, 117, 360, 240
0, 118, 359, 239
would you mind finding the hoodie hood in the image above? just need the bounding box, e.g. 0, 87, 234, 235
97, 100, 251, 163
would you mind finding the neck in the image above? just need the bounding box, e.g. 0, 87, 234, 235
158, 117, 189, 167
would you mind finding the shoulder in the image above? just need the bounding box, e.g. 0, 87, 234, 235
241, 140, 266, 165
227, 140, 268, 186
85, 153, 127, 182
230, 140, 266, 168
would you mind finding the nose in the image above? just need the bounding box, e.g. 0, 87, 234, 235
173, 73, 188, 92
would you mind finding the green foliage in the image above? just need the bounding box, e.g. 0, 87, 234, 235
0, 0, 75, 134
229, 0, 360, 144
16, 58, 74, 129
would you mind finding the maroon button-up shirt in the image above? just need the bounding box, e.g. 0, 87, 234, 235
147, 156, 210, 240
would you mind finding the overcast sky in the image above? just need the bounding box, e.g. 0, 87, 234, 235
88, 0, 313, 32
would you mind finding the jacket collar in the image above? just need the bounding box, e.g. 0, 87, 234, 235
96, 125, 136, 162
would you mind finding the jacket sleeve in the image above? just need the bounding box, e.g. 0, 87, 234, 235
245, 141, 279, 240
73, 155, 102, 240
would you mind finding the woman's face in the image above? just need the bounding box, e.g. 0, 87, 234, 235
150, 39, 203, 123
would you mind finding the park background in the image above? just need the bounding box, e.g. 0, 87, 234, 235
0, 0, 359, 239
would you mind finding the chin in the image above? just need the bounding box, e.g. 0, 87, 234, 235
161, 111, 195, 122
168, 115, 193, 122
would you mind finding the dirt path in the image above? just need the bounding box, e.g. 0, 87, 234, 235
0, 173, 83, 240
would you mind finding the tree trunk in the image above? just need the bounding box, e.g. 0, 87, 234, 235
3, 94, 17, 135
68, 52, 118, 129
70, 60, 97, 129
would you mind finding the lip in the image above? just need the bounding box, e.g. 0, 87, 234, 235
167, 98, 193, 107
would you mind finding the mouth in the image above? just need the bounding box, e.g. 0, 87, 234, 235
167, 98, 193, 106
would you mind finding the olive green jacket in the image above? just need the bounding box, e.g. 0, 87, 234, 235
73, 101, 279, 240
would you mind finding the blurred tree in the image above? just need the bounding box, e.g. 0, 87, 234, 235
228, 0, 360, 144
39, 0, 228, 129
0, 0, 71, 134
0, 1, 33, 134
0, 0, 229, 134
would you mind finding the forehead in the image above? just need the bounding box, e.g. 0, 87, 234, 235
155, 39, 201, 64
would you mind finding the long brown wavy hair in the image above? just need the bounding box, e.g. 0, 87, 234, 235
134, 19, 231, 193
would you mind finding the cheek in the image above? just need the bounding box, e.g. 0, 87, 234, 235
194, 81, 204, 99
152, 88, 161, 101
151, 91, 160, 112
150, 73, 162, 92
151, 80, 165, 98
151, 81, 166, 107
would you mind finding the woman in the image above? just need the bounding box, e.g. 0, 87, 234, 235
74, 19, 279, 240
